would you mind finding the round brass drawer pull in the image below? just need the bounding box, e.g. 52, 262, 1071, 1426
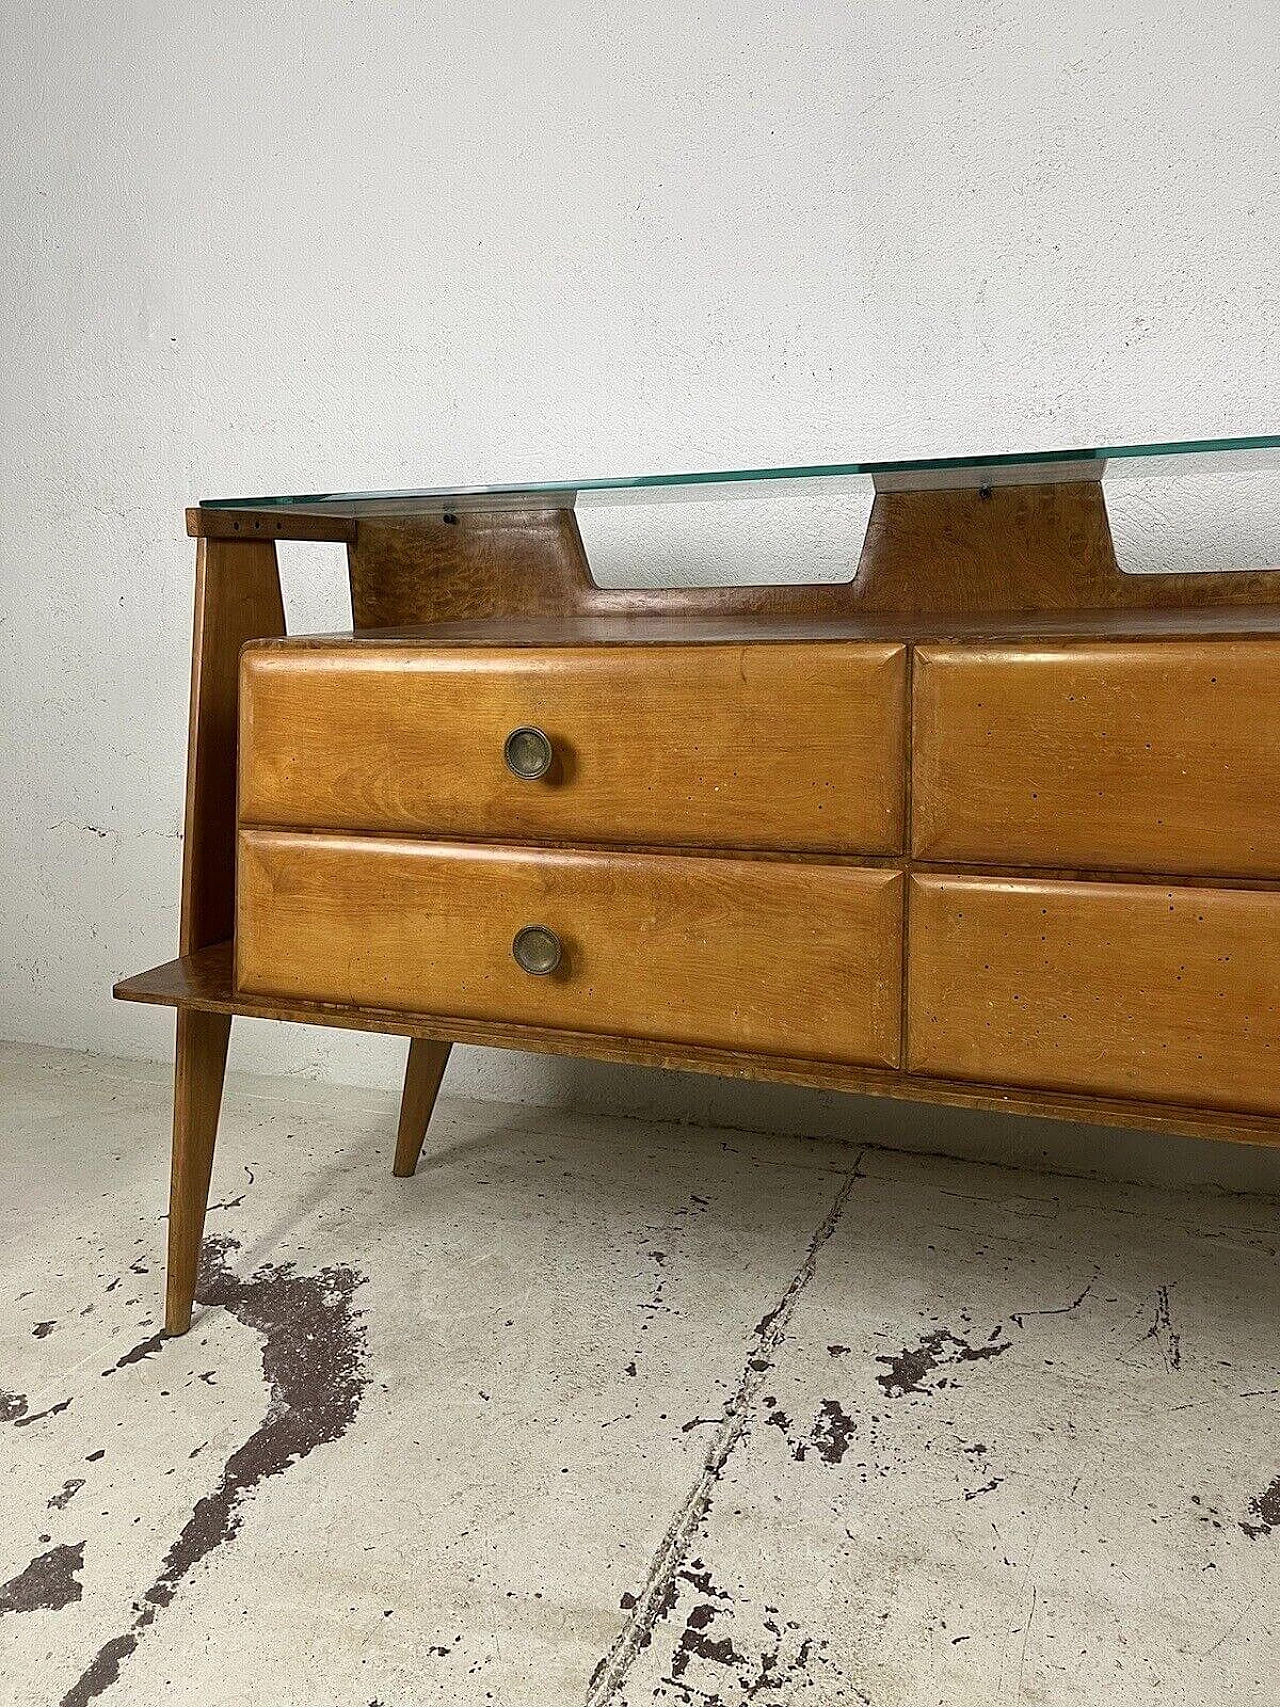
504, 725, 553, 780
512, 924, 562, 976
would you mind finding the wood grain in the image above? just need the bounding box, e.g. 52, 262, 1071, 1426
235, 833, 905, 1068
914, 640, 1280, 876
180, 537, 285, 954
166, 1008, 231, 1335
344, 485, 1280, 630
114, 940, 1280, 1148
348, 510, 595, 630
393, 1039, 452, 1176
238, 641, 907, 854
188, 506, 356, 544
907, 873, 1280, 1113
163, 534, 285, 1335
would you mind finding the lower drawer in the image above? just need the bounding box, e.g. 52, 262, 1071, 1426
907, 874, 1280, 1113
236, 832, 904, 1067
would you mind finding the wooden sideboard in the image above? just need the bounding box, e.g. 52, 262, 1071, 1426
115, 462, 1280, 1334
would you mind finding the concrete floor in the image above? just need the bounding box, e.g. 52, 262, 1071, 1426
1, 1041, 1278, 1706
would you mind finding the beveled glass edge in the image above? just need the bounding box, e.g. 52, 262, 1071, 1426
199, 432, 1280, 513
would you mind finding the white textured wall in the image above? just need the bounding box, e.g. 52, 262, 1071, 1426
4, 1, 1280, 1185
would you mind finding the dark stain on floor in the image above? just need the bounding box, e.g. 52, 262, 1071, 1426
1241, 1473, 1280, 1540
0, 1542, 85, 1616
810, 1397, 857, 1465
1, 1389, 28, 1423
60, 1234, 369, 1707
103, 1332, 165, 1374
762, 1396, 858, 1466
48, 1479, 85, 1512
875, 1325, 1012, 1398
11, 1395, 74, 1429
652, 1557, 831, 1703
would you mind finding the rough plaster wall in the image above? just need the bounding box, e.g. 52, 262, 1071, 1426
3, 1, 1279, 1186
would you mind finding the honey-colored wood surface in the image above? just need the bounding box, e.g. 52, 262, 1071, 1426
110, 478, 1280, 1188
238, 641, 907, 854
114, 940, 1280, 1148
236, 833, 904, 1068
914, 640, 1280, 877
393, 1038, 452, 1176
908, 874, 1280, 1114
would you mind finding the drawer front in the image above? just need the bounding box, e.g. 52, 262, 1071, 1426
237, 832, 904, 1067
907, 874, 1280, 1113
239, 641, 907, 854
913, 641, 1280, 876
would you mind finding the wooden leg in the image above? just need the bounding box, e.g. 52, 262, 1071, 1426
165, 1008, 231, 1336
393, 1039, 452, 1177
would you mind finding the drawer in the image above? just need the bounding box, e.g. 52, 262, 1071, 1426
907, 874, 1280, 1113
236, 831, 904, 1067
238, 640, 907, 854
912, 641, 1280, 876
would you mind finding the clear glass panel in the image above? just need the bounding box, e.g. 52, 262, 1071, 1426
198, 433, 1280, 517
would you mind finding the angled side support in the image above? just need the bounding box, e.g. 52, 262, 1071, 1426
166, 536, 285, 1334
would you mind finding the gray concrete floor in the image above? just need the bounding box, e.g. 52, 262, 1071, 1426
1, 1041, 1278, 1706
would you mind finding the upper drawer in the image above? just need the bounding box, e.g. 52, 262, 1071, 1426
912, 640, 1280, 877
238, 641, 907, 854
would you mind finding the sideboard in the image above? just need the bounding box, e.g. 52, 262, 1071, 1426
114, 437, 1280, 1335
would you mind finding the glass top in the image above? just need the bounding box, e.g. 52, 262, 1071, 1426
200, 432, 1280, 516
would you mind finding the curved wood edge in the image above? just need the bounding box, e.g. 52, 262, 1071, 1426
113, 943, 1280, 1150
343, 486, 1280, 626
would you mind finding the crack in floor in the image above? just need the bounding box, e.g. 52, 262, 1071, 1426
585, 1159, 863, 1705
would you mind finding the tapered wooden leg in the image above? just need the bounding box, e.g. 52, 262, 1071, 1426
165, 1009, 232, 1335
393, 1039, 452, 1177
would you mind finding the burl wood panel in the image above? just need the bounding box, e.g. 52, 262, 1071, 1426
344, 486, 1280, 630
907, 874, 1280, 1114
913, 640, 1280, 877
236, 833, 904, 1068
238, 641, 907, 855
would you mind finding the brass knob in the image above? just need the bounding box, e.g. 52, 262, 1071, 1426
504, 726, 553, 780
512, 924, 562, 976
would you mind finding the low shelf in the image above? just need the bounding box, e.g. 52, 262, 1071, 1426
114, 941, 1280, 1151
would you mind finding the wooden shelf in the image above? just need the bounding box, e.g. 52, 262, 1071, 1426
114, 942, 1280, 1149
